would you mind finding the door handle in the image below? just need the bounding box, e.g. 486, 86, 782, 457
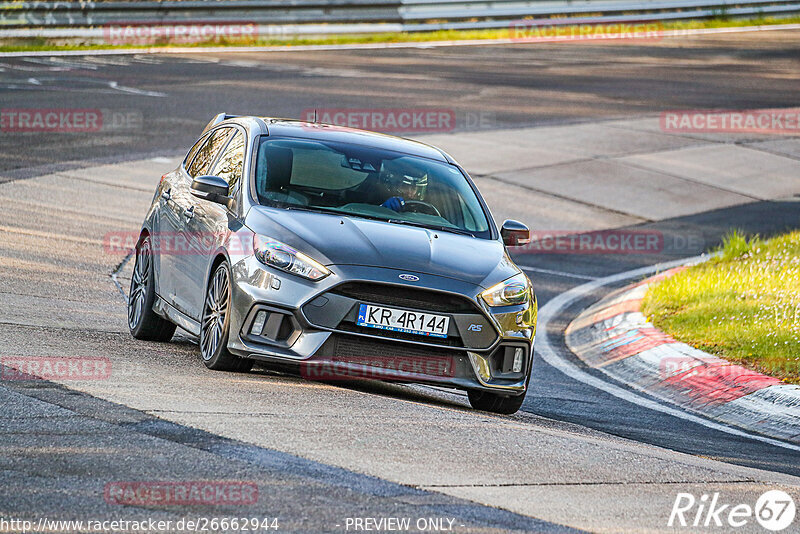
161, 188, 171, 201
184, 205, 195, 221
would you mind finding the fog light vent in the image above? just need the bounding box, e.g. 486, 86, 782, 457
512, 347, 524, 373
250, 310, 267, 335
496, 345, 526, 376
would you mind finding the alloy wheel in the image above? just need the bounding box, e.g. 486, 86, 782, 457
201, 265, 230, 360
128, 238, 151, 330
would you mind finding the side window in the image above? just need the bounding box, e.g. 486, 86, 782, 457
188, 128, 232, 178
184, 135, 207, 169
210, 130, 246, 195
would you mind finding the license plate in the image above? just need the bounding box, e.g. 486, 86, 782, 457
356, 304, 449, 338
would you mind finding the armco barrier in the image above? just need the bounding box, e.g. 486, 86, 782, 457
1, 0, 799, 38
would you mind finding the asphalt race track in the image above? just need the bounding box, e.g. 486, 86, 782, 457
1, 30, 799, 533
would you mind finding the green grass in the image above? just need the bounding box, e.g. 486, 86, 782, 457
642, 230, 800, 384
2, 15, 799, 53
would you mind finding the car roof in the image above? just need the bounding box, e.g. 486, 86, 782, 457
230, 117, 453, 163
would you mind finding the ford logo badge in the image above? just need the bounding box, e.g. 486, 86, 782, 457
399, 274, 419, 282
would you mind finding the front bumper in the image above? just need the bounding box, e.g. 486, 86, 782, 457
226, 257, 537, 394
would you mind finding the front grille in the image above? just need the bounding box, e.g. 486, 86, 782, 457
329, 282, 477, 313
337, 322, 463, 347
327, 334, 460, 360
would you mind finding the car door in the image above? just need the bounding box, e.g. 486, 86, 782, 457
155, 132, 209, 305
165, 126, 233, 316
180, 128, 248, 320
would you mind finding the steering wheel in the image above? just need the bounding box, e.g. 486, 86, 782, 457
403, 200, 441, 217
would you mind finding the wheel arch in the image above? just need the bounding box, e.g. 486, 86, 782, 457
204, 248, 232, 291
136, 225, 151, 246
134, 226, 156, 293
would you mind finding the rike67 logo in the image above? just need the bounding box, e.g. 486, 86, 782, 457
669, 490, 796, 531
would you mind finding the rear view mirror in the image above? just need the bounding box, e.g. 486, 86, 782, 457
501, 220, 531, 247
191, 175, 230, 206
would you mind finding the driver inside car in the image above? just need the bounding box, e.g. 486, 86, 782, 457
378, 160, 429, 212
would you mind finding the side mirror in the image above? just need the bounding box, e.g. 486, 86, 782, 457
501, 220, 531, 247
191, 175, 230, 206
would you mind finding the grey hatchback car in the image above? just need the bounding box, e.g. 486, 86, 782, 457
128, 114, 536, 414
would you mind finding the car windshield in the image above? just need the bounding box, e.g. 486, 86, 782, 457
253, 137, 492, 238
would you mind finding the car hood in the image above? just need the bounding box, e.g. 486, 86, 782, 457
244, 206, 518, 288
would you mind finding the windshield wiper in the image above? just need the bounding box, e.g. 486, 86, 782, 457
388, 219, 476, 237
283, 205, 389, 223
283, 205, 343, 216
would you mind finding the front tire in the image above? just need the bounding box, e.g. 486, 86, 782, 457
128, 235, 177, 341
200, 261, 253, 373
468, 389, 526, 415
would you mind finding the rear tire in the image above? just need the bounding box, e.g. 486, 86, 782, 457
468, 389, 526, 415
128, 235, 176, 342
200, 261, 253, 373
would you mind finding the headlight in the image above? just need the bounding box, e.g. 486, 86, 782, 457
253, 235, 330, 281
480, 272, 530, 307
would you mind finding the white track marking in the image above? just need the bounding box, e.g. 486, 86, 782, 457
536, 254, 800, 453
0, 23, 798, 58
0, 75, 166, 96
0, 60, 73, 71
107, 80, 166, 97
520, 265, 599, 281
24, 56, 97, 70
